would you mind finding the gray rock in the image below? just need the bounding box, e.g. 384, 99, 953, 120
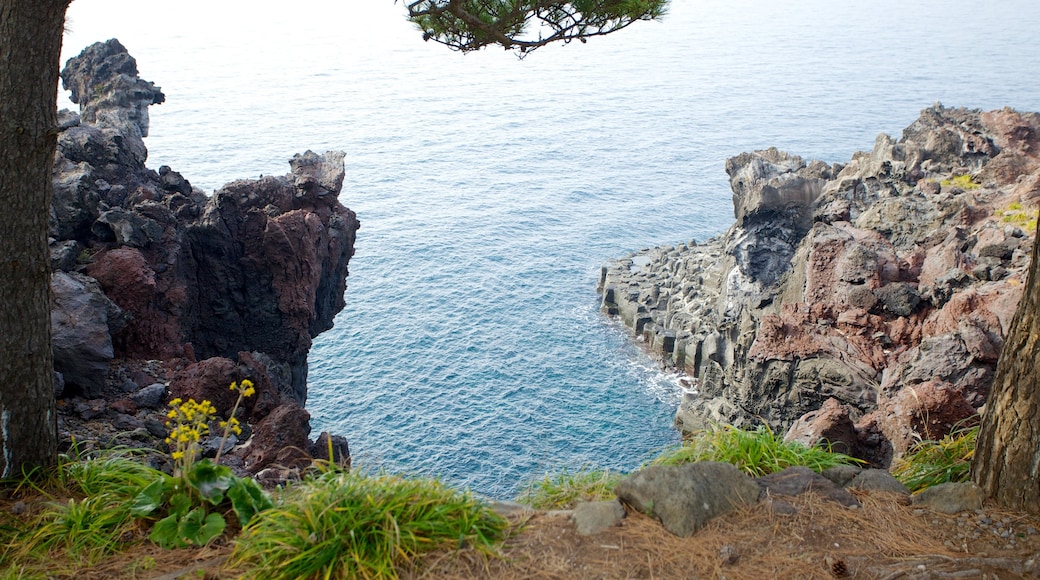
756, 466, 860, 507
51, 271, 122, 397
911, 481, 985, 514
131, 383, 167, 409
49, 239, 82, 272
845, 469, 910, 495
91, 207, 163, 248
615, 462, 760, 537
820, 465, 863, 487
572, 499, 626, 535
144, 418, 168, 439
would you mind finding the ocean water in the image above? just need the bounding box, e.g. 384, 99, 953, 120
61, 0, 1040, 498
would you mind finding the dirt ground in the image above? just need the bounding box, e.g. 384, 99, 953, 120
17, 489, 1039, 580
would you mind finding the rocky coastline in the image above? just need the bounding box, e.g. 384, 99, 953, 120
599, 105, 1040, 467
49, 39, 357, 478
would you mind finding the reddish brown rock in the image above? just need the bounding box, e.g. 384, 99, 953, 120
876, 379, 978, 455
87, 247, 189, 360
784, 398, 858, 455
238, 402, 312, 473
168, 357, 239, 414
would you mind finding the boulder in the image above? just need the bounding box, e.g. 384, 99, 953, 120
51, 271, 126, 397
615, 462, 760, 537
237, 402, 312, 473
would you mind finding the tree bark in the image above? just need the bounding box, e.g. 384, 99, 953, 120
0, 0, 70, 476
971, 220, 1040, 512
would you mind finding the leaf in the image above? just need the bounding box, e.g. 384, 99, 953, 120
149, 513, 184, 549
187, 459, 234, 505
168, 492, 193, 518
227, 478, 274, 526
130, 477, 168, 517
177, 508, 226, 546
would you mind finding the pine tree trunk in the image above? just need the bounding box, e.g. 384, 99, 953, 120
971, 220, 1040, 512
0, 0, 70, 476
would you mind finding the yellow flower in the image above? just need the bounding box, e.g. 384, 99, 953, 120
172, 451, 185, 460
170, 398, 182, 407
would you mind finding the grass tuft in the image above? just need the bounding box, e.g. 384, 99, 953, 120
939, 174, 979, 190
5, 450, 159, 567
230, 469, 508, 579
516, 466, 623, 510
892, 423, 977, 492
649, 423, 863, 477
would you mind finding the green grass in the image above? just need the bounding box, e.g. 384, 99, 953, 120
892, 423, 978, 492
516, 466, 623, 509
230, 469, 508, 579
940, 174, 979, 190
4, 450, 159, 567
649, 424, 863, 477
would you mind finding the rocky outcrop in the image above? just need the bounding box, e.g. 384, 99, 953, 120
49, 39, 359, 473
599, 105, 1039, 464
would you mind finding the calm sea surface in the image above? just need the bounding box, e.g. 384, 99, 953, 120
62, 0, 1040, 498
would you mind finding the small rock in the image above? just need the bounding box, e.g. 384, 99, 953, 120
131, 383, 167, 409
844, 469, 910, 495
572, 499, 626, 535
912, 481, 985, 514
11, 501, 27, 515
820, 465, 863, 487
719, 545, 739, 565
144, 418, 168, 439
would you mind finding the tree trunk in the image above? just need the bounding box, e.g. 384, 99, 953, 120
0, 0, 70, 477
971, 220, 1040, 512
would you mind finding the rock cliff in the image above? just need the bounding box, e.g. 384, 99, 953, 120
599, 105, 1039, 465
49, 39, 359, 474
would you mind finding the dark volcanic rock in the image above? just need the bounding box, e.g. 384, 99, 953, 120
51, 271, 126, 397
615, 462, 760, 537
50, 40, 358, 467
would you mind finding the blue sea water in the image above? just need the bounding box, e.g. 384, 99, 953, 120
62, 0, 1040, 498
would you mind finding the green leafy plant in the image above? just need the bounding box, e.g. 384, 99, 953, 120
892, 422, 978, 492
517, 466, 623, 509
132, 382, 272, 548
649, 423, 863, 477
231, 469, 507, 580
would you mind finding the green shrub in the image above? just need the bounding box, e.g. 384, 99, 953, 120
231, 470, 507, 579
892, 423, 977, 492
649, 424, 863, 477
517, 466, 623, 509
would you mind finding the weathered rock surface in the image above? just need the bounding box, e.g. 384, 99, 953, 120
49, 40, 358, 473
51, 271, 127, 397
572, 499, 626, 535
912, 481, 986, 514
615, 462, 761, 537
600, 105, 1039, 465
